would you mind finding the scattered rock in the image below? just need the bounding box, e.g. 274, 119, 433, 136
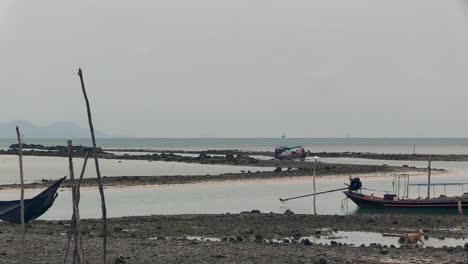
284, 209, 294, 215
379, 249, 389, 255
243, 229, 254, 234
254, 234, 263, 242
318, 258, 328, 264
114, 255, 125, 264
302, 238, 313, 246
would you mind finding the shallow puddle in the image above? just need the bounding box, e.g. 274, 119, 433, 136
175, 231, 468, 249
301, 230, 468, 248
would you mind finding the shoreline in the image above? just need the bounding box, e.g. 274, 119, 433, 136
0, 168, 440, 190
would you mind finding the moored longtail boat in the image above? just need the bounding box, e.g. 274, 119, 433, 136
0, 177, 65, 223
344, 190, 468, 209
344, 177, 468, 210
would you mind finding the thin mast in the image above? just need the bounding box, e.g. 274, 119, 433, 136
427, 155, 432, 199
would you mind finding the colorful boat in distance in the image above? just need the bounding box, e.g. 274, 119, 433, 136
274, 146, 309, 160
344, 177, 468, 210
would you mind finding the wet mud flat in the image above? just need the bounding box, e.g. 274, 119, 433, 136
1, 213, 467, 263
0, 164, 425, 190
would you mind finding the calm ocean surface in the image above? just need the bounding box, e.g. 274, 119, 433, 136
2, 138, 468, 219
1, 138, 468, 154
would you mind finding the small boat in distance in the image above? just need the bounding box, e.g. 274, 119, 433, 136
274, 146, 309, 160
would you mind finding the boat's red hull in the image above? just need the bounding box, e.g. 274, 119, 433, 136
344, 191, 468, 209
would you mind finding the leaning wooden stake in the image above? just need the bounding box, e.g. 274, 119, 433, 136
67, 141, 85, 263
64, 151, 90, 264
15, 126, 26, 263
78, 68, 108, 263
313, 157, 317, 215
427, 155, 432, 199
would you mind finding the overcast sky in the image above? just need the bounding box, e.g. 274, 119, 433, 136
2, 0, 468, 138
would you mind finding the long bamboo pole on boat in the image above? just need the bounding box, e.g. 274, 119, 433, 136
67, 141, 85, 263
15, 126, 26, 263
78, 68, 108, 263
279, 187, 348, 202
427, 155, 432, 199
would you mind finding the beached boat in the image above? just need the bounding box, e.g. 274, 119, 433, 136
274, 146, 309, 160
344, 176, 468, 210
0, 177, 65, 223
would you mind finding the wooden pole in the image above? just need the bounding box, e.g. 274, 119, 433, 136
64, 151, 90, 264
427, 155, 432, 199
313, 157, 317, 215
279, 187, 348, 202
15, 126, 26, 263
458, 201, 463, 215
67, 140, 85, 263
78, 68, 108, 263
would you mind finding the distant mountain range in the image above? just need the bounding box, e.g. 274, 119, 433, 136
0, 121, 112, 139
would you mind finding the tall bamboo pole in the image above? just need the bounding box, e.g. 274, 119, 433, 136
64, 151, 90, 264
313, 157, 317, 215
15, 126, 26, 263
427, 155, 432, 199
67, 141, 85, 263
77, 68, 107, 263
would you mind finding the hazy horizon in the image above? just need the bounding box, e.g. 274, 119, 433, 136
2, 1, 468, 138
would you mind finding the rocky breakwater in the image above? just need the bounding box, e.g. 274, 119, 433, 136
310, 151, 468, 162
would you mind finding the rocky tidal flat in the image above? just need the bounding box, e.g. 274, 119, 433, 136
1, 213, 467, 263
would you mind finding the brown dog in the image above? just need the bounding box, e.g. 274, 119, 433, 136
403, 229, 425, 244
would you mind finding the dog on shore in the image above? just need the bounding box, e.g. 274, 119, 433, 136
403, 229, 425, 244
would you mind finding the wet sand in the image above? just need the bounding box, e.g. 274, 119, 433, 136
2, 213, 467, 263
0, 164, 429, 190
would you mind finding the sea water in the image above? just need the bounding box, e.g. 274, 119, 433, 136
2, 162, 468, 220
1, 138, 468, 219
0, 155, 273, 184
